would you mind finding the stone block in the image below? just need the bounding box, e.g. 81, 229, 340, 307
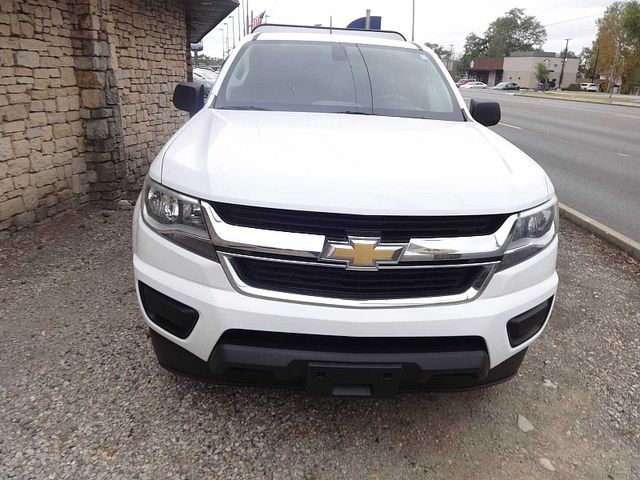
8, 93, 29, 103
76, 70, 105, 88
13, 139, 30, 157
56, 95, 70, 112
59, 67, 75, 86
22, 186, 38, 210
85, 119, 108, 139
79, 14, 101, 31
0, 49, 13, 66
3, 120, 25, 133
0, 196, 24, 221
34, 168, 57, 187
7, 157, 29, 176
53, 123, 72, 138
2, 103, 28, 121
19, 38, 47, 51
71, 156, 86, 174
30, 100, 44, 111
15, 51, 39, 68
29, 152, 52, 171
28, 111, 47, 127
75, 56, 107, 71
0, 135, 13, 161
12, 173, 29, 189
41, 141, 55, 155
81, 89, 105, 108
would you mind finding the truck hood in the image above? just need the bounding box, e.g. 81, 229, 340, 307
158, 109, 551, 215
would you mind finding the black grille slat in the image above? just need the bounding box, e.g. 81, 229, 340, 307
232, 258, 482, 300
218, 329, 487, 353
213, 203, 509, 242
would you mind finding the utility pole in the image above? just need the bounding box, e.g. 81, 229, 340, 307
448, 44, 454, 72
609, 39, 621, 98
591, 46, 600, 83
365, 9, 371, 30
411, 0, 415, 41
223, 23, 228, 58
245, 1, 249, 34
220, 29, 225, 59
557, 38, 570, 90
230, 16, 235, 49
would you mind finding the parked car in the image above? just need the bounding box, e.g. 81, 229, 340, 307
580, 82, 598, 92
460, 81, 488, 89
455, 78, 473, 88
492, 81, 519, 91
136, 24, 558, 398
193, 67, 219, 97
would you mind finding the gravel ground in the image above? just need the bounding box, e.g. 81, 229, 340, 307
1, 207, 639, 479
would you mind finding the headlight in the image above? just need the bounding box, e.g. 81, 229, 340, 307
499, 198, 558, 270
141, 177, 218, 260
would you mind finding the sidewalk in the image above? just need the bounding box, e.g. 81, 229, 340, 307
516, 90, 640, 108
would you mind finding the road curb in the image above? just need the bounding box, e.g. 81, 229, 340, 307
559, 203, 640, 261
515, 92, 640, 108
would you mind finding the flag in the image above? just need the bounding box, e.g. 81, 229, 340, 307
251, 10, 266, 30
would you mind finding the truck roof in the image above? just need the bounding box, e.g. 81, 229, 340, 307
251, 24, 414, 49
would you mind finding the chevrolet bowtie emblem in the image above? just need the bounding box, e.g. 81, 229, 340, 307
320, 236, 405, 270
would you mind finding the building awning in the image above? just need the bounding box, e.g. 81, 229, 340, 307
185, 0, 239, 43
469, 57, 504, 71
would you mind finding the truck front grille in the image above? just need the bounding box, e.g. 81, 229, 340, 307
230, 257, 484, 300
212, 202, 511, 242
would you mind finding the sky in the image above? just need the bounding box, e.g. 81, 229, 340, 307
199, 0, 615, 60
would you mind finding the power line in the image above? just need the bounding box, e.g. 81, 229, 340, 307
543, 13, 601, 28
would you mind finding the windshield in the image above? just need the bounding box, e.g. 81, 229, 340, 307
214, 40, 463, 121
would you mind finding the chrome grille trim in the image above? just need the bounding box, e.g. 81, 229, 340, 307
202, 202, 518, 262
219, 253, 498, 308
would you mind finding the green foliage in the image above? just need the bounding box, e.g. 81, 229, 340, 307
424, 42, 449, 59
623, 1, 640, 45
593, 1, 640, 93
534, 62, 550, 82
484, 8, 547, 57
458, 9, 546, 75
458, 33, 489, 75
579, 47, 593, 76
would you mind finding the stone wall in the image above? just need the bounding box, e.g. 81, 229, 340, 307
1, 0, 88, 230
0, 0, 189, 232
110, 0, 188, 187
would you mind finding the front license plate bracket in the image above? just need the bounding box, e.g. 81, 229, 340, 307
305, 362, 402, 398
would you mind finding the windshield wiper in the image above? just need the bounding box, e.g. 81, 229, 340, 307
219, 106, 272, 111
335, 111, 370, 115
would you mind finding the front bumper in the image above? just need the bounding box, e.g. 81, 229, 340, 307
133, 204, 558, 395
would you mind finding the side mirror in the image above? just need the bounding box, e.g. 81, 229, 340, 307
469, 99, 501, 126
173, 82, 205, 114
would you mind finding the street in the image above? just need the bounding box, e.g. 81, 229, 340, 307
1, 208, 639, 479
460, 90, 640, 242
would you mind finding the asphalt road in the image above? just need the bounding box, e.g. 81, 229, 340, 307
460, 90, 640, 242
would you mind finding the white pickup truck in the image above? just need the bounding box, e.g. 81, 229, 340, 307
132, 25, 558, 397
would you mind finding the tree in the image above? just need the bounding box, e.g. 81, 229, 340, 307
623, 0, 640, 45
579, 47, 593, 76
534, 62, 550, 83
592, 2, 640, 93
458, 33, 488, 75
484, 8, 547, 57
458, 9, 545, 76
424, 42, 449, 59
